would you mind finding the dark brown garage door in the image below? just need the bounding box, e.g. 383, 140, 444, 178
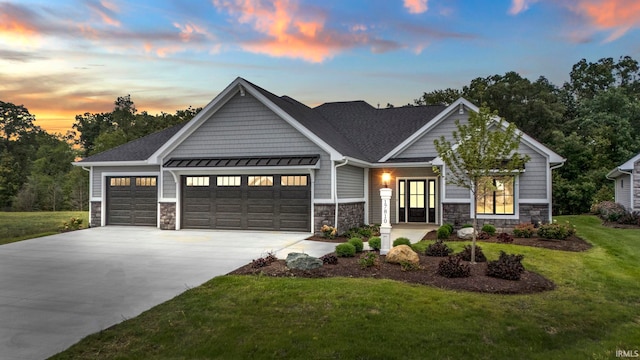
182, 175, 310, 231
106, 176, 158, 226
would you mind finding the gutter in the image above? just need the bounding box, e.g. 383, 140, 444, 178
334, 159, 349, 231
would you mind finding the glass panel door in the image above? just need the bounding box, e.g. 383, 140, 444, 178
428, 179, 436, 223
407, 180, 426, 222
398, 180, 406, 222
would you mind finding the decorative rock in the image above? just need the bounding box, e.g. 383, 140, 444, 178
286, 253, 323, 270
385, 245, 419, 265
457, 227, 476, 240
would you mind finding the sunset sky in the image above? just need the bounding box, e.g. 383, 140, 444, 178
2, 0, 639, 134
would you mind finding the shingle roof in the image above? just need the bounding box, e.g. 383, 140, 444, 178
78, 122, 187, 163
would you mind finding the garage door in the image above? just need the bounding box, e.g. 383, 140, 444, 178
106, 176, 158, 226
182, 175, 310, 231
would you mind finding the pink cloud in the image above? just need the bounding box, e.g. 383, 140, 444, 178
508, 0, 537, 15
571, 0, 640, 42
404, 0, 428, 14
85, 0, 121, 27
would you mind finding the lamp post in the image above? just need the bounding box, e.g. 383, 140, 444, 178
380, 172, 392, 255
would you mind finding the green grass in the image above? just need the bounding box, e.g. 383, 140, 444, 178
0, 211, 89, 245
51, 216, 640, 359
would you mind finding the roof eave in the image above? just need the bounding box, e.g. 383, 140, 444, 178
72, 160, 154, 167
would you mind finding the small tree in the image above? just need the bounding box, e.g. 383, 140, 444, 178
434, 105, 529, 263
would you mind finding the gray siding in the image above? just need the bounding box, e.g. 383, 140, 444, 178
635, 161, 640, 211
337, 165, 364, 199
167, 92, 331, 199
445, 166, 470, 199
394, 112, 469, 159
369, 167, 438, 224
92, 165, 160, 198
163, 170, 177, 199
615, 173, 632, 210
518, 142, 548, 200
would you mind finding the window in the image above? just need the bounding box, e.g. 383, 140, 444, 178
248, 176, 273, 187
186, 176, 210, 187
110, 177, 130, 187
621, 179, 624, 188
216, 176, 240, 187
135, 177, 156, 187
476, 177, 514, 215
281, 175, 308, 186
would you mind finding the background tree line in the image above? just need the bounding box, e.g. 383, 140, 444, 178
1, 55, 638, 214
0, 97, 200, 211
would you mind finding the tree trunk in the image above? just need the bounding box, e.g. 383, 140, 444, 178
470, 186, 477, 264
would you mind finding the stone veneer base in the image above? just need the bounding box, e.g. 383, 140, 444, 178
160, 202, 176, 230
90, 201, 101, 227
442, 203, 549, 230
314, 202, 365, 234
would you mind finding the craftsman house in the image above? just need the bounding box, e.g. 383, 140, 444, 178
74, 77, 565, 233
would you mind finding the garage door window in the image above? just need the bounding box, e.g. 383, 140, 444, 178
248, 176, 273, 187
216, 176, 241, 186
186, 176, 210, 187
136, 177, 157, 186
110, 177, 130, 186
281, 175, 308, 186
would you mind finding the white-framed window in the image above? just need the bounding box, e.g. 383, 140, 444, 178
476, 176, 515, 215
135, 177, 156, 187
186, 176, 210, 187
281, 175, 308, 186
248, 176, 273, 187
216, 176, 241, 187
110, 177, 130, 187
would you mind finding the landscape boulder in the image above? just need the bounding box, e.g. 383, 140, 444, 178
285, 253, 323, 270
385, 245, 419, 265
457, 227, 476, 240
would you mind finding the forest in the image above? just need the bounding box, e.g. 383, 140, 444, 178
1, 55, 638, 215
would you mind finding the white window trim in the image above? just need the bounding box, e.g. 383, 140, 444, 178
470, 175, 520, 220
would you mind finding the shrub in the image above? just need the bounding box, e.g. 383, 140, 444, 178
365, 224, 381, 236
320, 254, 338, 265
368, 236, 381, 251
358, 252, 380, 269
393, 237, 411, 247
358, 227, 373, 238
251, 252, 277, 269
335, 243, 356, 257
537, 222, 576, 240
442, 223, 454, 234
425, 240, 453, 257
481, 224, 496, 236
60, 217, 83, 232
486, 251, 525, 280
618, 211, 640, 226
437, 226, 451, 240
343, 228, 363, 239
513, 223, 535, 238
477, 231, 491, 240
592, 201, 627, 222
400, 261, 419, 272
321, 224, 337, 239
456, 245, 487, 262
437, 256, 470, 278
497, 232, 514, 243
348, 237, 364, 253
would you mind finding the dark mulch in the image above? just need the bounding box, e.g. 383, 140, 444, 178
422, 231, 592, 252
229, 252, 556, 295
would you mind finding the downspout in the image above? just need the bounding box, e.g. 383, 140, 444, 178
334, 159, 349, 231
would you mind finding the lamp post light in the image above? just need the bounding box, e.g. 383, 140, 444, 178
380, 172, 392, 255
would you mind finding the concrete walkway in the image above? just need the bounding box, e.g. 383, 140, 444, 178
0, 227, 336, 360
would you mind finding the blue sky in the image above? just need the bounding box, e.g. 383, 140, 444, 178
1, 0, 639, 133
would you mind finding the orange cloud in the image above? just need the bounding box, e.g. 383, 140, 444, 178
404, 0, 428, 14
0, 3, 40, 46
572, 0, 640, 42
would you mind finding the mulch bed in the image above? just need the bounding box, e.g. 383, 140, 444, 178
230, 231, 595, 294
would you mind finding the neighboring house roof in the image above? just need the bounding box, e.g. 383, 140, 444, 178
607, 152, 640, 178
77, 122, 187, 164
74, 77, 565, 167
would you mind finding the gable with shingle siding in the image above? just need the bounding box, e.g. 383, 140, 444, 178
166, 91, 332, 199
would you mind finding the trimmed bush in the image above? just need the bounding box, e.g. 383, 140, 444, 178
368, 236, 381, 251
358, 227, 373, 238
320, 254, 338, 265
437, 256, 470, 278
537, 222, 575, 240
425, 240, 453, 257
335, 243, 356, 257
348, 237, 364, 253
497, 232, 514, 243
486, 251, 525, 280
442, 223, 454, 234
393, 237, 411, 247
437, 226, 451, 240
481, 224, 496, 236
513, 223, 535, 238
456, 245, 487, 262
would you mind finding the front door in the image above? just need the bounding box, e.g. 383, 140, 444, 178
398, 179, 436, 223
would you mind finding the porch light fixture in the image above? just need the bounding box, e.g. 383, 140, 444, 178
382, 172, 391, 188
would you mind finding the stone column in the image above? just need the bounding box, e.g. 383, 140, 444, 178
380, 187, 392, 255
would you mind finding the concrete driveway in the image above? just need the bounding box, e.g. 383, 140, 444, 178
0, 227, 335, 360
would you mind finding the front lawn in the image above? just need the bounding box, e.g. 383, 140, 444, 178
51, 216, 640, 359
0, 211, 89, 245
